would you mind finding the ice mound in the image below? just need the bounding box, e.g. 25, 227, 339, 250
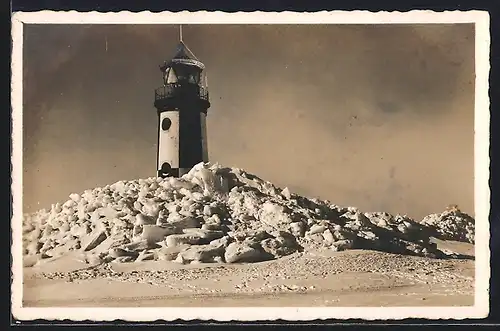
420, 206, 475, 244
22, 163, 475, 267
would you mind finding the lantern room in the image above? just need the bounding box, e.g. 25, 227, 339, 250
163, 41, 208, 83
155, 41, 210, 110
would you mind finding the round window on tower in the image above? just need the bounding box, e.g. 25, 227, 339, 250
162, 118, 172, 131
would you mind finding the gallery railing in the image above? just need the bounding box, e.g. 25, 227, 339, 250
154, 83, 209, 102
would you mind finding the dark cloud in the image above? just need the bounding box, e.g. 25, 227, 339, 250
22, 24, 475, 219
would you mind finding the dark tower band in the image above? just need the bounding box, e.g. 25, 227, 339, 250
154, 41, 210, 178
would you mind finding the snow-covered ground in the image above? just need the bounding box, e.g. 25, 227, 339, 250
22, 163, 475, 307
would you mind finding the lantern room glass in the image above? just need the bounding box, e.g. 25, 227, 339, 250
163, 64, 207, 88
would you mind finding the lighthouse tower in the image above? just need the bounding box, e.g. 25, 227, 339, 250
154, 32, 210, 178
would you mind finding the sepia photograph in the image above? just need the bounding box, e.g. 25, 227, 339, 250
11, 10, 490, 321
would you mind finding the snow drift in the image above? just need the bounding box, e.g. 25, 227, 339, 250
22, 163, 475, 267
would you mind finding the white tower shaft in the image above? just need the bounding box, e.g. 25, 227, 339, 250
157, 109, 208, 177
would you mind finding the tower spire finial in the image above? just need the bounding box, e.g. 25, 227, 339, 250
179, 24, 183, 42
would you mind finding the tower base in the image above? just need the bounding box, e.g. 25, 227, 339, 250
157, 167, 191, 178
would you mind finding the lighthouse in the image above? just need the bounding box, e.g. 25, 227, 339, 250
154, 31, 210, 178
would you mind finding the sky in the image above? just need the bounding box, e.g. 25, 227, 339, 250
22, 23, 475, 219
